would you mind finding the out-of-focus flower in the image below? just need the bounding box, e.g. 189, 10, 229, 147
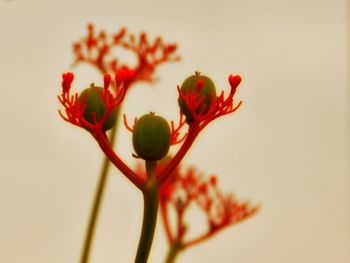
72, 23, 180, 82
159, 163, 259, 249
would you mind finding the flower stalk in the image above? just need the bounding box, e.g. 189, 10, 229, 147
80, 105, 121, 263
135, 160, 159, 263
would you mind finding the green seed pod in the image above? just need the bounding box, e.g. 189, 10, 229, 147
132, 113, 171, 160
78, 84, 117, 131
178, 72, 217, 123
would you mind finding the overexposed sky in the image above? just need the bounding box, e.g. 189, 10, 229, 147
0, 0, 349, 262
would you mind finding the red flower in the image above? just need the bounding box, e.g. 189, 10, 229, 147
72, 23, 180, 81
156, 74, 243, 185
59, 26, 243, 193
58, 72, 127, 132
159, 164, 259, 248
177, 74, 242, 131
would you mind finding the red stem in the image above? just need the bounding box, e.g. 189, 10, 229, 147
93, 129, 146, 190
157, 124, 200, 185
182, 230, 214, 248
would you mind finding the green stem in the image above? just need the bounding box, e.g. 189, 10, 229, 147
80, 106, 121, 263
165, 242, 181, 263
135, 161, 159, 263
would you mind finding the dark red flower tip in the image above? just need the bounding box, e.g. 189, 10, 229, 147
61, 72, 74, 93
229, 75, 241, 90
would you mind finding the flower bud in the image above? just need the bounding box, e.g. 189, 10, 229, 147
178, 72, 217, 123
132, 113, 171, 160
78, 84, 117, 131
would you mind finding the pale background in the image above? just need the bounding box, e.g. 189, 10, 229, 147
0, 0, 349, 262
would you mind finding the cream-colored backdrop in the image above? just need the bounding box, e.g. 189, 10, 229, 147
0, 0, 349, 262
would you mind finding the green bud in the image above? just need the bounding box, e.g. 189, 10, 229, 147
78, 84, 117, 131
132, 113, 171, 160
178, 72, 217, 123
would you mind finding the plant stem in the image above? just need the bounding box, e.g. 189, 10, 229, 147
135, 160, 159, 263
165, 242, 181, 263
80, 106, 121, 263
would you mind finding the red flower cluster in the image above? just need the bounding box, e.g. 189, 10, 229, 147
155, 75, 243, 185
177, 74, 242, 131
58, 72, 127, 132
58, 22, 245, 205
159, 165, 259, 249
58, 70, 243, 190
59, 23, 257, 263
72, 23, 180, 80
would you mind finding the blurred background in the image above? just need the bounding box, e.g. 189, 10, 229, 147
0, 0, 349, 262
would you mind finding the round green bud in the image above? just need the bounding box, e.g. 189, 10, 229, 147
78, 84, 117, 131
132, 113, 171, 160
178, 72, 217, 123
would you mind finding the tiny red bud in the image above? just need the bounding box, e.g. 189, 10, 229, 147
229, 75, 241, 89
62, 72, 74, 93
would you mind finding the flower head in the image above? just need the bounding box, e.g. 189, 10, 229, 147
58, 72, 128, 132
153, 74, 243, 185
177, 74, 242, 131
72, 23, 180, 82
159, 163, 259, 248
